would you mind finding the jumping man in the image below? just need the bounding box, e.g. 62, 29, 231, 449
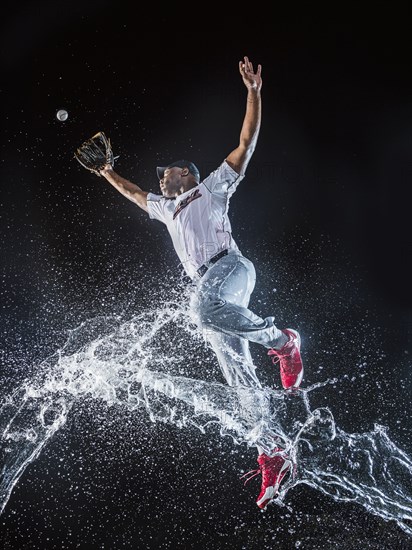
95, 56, 304, 509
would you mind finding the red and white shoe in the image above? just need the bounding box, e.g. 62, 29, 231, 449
241, 448, 293, 509
268, 329, 304, 391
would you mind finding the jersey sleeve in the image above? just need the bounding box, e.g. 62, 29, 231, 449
146, 193, 168, 223
202, 160, 245, 198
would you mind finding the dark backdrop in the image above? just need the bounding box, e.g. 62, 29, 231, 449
1, 3, 411, 549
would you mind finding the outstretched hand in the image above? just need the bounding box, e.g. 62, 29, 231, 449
239, 56, 262, 91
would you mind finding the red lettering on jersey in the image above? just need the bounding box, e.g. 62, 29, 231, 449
173, 188, 202, 220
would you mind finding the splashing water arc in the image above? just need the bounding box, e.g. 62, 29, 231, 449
1, 299, 412, 537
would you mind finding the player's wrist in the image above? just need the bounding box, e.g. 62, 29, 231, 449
247, 89, 261, 103
99, 164, 113, 175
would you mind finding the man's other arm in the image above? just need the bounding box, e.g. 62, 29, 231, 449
99, 165, 149, 213
226, 56, 262, 176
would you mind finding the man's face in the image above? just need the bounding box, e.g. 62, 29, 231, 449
159, 167, 185, 198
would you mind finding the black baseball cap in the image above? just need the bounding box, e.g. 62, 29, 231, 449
156, 160, 200, 182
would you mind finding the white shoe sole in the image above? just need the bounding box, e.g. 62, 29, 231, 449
256, 458, 292, 508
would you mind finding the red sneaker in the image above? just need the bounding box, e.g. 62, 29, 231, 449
268, 329, 303, 390
241, 448, 293, 509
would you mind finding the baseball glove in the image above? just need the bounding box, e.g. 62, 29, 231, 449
74, 131, 116, 176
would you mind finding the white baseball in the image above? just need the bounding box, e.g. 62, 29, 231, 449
56, 109, 68, 121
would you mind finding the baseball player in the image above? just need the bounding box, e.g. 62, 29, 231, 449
94, 56, 304, 509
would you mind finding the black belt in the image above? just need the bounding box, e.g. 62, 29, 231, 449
197, 249, 229, 278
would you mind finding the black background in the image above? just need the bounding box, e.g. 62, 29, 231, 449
1, 3, 411, 549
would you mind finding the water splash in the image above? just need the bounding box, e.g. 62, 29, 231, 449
1, 300, 411, 537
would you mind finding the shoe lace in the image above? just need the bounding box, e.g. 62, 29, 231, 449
268, 348, 290, 372
268, 348, 281, 366
240, 466, 262, 485
268, 344, 293, 363
240, 454, 284, 486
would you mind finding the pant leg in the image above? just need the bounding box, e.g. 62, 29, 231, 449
189, 254, 261, 387
204, 328, 262, 388
188, 252, 286, 454
196, 252, 286, 350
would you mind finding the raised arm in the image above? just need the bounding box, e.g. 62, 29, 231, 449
99, 165, 149, 213
225, 56, 262, 175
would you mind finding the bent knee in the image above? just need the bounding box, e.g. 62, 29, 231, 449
199, 298, 226, 324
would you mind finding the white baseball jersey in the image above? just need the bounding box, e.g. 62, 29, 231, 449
146, 160, 245, 279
